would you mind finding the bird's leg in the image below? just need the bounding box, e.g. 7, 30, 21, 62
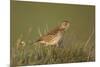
58, 38, 64, 48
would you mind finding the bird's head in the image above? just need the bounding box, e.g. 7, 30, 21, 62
59, 20, 70, 30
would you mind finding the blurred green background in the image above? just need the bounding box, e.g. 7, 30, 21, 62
11, 1, 95, 66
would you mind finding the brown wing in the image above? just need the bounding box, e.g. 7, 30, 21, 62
47, 26, 60, 35
36, 34, 56, 42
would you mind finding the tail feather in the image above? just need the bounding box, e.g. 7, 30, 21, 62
32, 40, 40, 45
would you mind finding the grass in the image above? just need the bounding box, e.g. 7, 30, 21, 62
11, 26, 95, 67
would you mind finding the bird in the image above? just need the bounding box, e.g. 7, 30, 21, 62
34, 20, 70, 47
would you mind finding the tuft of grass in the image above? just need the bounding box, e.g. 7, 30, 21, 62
11, 27, 95, 67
